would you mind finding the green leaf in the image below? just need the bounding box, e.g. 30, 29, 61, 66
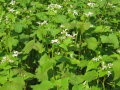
76, 22, 91, 34
31, 80, 53, 90
69, 74, 84, 85
36, 12, 47, 20
72, 84, 88, 90
98, 70, 107, 77
86, 37, 98, 50
87, 60, 100, 71
0, 77, 25, 90
100, 34, 119, 48
22, 40, 35, 54
33, 41, 45, 53
91, 86, 101, 90
14, 23, 23, 33
4, 37, 18, 51
53, 15, 68, 23
54, 78, 69, 90
36, 54, 55, 81
113, 60, 120, 80
84, 70, 98, 82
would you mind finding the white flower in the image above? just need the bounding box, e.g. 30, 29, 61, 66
3, 56, 7, 60
1, 59, 6, 63
83, 81, 87, 85
102, 65, 107, 70
48, 4, 62, 10
107, 71, 112, 77
70, 5, 73, 8
73, 10, 78, 15
66, 33, 73, 37
87, 3, 96, 7
70, 54, 74, 58
84, 12, 93, 17
92, 57, 99, 61
60, 25, 65, 28
73, 33, 77, 37
101, 62, 107, 70
108, 63, 113, 68
1, 56, 14, 63
12, 51, 22, 57
117, 49, 120, 54
10, 0, 16, 5
55, 52, 60, 55
51, 39, 59, 44
36, 21, 48, 25
16, 11, 20, 14
8, 59, 14, 63
8, 8, 15, 13
90, 25, 94, 27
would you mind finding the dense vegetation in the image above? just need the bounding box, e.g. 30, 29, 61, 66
0, 0, 120, 90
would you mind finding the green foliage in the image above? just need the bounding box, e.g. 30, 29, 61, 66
0, 0, 119, 89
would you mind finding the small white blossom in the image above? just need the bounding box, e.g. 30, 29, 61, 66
70, 54, 74, 58
55, 52, 60, 55
90, 25, 94, 27
73, 33, 77, 37
60, 25, 65, 28
83, 81, 87, 85
107, 71, 112, 77
101, 62, 107, 70
48, 4, 63, 10
10, 0, 16, 5
70, 5, 73, 8
117, 49, 120, 54
73, 10, 78, 15
8, 59, 14, 63
51, 39, 59, 44
66, 33, 73, 37
12, 51, 22, 57
87, 3, 96, 7
92, 57, 99, 61
16, 11, 20, 14
8, 8, 15, 13
1, 56, 14, 63
107, 63, 113, 68
36, 21, 48, 25
84, 12, 93, 17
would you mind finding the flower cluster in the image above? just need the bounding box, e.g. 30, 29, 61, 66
68, 9, 78, 15
12, 51, 22, 57
101, 62, 113, 70
92, 56, 102, 61
60, 29, 77, 39
87, 2, 96, 7
1, 56, 14, 63
47, 4, 63, 10
51, 39, 59, 44
10, 0, 16, 5
84, 12, 93, 17
107, 71, 112, 77
8, 8, 15, 13
36, 21, 48, 26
